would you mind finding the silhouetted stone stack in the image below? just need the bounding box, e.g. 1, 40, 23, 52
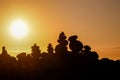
55, 32, 68, 55
31, 43, 41, 59
47, 43, 54, 54
68, 35, 83, 53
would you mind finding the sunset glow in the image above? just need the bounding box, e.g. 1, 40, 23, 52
0, 0, 119, 60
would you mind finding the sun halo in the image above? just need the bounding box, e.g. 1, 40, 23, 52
10, 19, 28, 39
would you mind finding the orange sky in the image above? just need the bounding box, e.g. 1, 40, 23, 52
0, 0, 120, 60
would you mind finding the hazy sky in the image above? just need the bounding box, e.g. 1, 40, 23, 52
0, 0, 120, 60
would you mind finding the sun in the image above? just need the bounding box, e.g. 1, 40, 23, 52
10, 19, 28, 39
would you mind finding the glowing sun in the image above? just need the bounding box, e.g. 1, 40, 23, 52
10, 19, 28, 39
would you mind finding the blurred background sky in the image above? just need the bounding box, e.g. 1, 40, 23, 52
0, 0, 120, 60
